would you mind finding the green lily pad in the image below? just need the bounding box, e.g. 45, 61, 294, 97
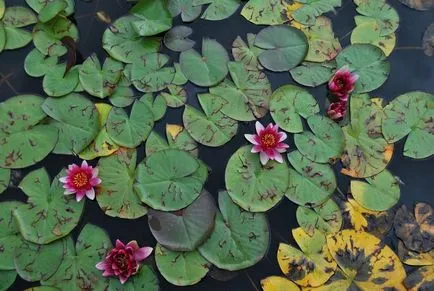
37, 0, 68, 23
1, 6, 37, 50
140, 93, 167, 121
0, 270, 16, 290
286, 150, 336, 207
351, 170, 400, 211
241, 0, 287, 25
232, 33, 263, 70
155, 244, 210, 286
134, 149, 207, 211
107, 265, 159, 291
195, 0, 240, 21
42, 93, 99, 155
108, 85, 136, 108
295, 16, 342, 63
292, 0, 342, 26
102, 15, 161, 63
78, 103, 119, 160
159, 84, 187, 108
0, 95, 58, 169
341, 94, 394, 178
3, 25, 32, 50
25, 0, 74, 17
179, 38, 229, 87
290, 61, 335, 87
2, 6, 37, 27
183, 93, 239, 147
225, 145, 289, 212
127, 53, 175, 93
14, 239, 64, 282
355, 1, 399, 36
145, 124, 198, 157
255, 25, 308, 72
0, 201, 24, 270
79, 54, 123, 98
33, 16, 78, 56
0, 168, 9, 194
106, 100, 154, 148
130, 0, 172, 37
296, 198, 343, 235
97, 148, 148, 219
42, 224, 112, 291
209, 61, 272, 121
382, 91, 434, 159
198, 191, 270, 270
294, 115, 345, 163
336, 44, 390, 93
163, 25, 195, 52
148, 191, 216, 251
350, 22, 396, 56
173, 62, 188, 85
24, 48, 59, 77
43, 64, 79, 97
270, 85, 319, 133
168, 0, 202, 22
15, 168, 85, 244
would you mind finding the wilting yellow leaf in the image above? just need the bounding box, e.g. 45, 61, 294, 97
166, 124, 184, 140
261, 276, 300, 291
95, 103, 113, 127
398, 241, 434, 266
327, 229, 406, 290
286, 3, 304, 21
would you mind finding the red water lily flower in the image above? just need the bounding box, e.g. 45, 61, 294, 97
245, 121, 289, 165
328, 65, 359, 101
59, 160, 101, 202
327, 101, 347, 121
96, 240, 153, 284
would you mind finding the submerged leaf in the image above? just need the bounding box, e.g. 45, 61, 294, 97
396, 0, 434, 11
405, 265, 434, 291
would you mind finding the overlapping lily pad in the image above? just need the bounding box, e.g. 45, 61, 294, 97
255, 25, 308, 72
159, 84, 187, 108
15, 168, 84, 244
382, 91, 434, 159
97, 148, 147, 219
148, 191, 216, 251
296, 198, 342, 235
196, 0, 240, 21
179, 38, 229, 86
134, 149, 207, 211
232, 33, 263, 70
290, 0, 342, 26
225, 145, 289, 212
210, 61, 272, 121
108, 85, 135, 108
198, 191, 270, 270
0, 201, 24, 270
79, 54, 123, 98
24, 48, 58, 77
168, 0, 202, 22
42, 224, 112, 290
270, 85, 319, 133
286, 150, 336, 207
294, 115, 345, 163
290, 61, 335, 87
336, 44, 390, 93
351, 22, 396, 56
355, 0, 399, 36
277, 228, 337, 287
145, 124, 198, 157
0, 270, 17, 290
26, 0, 74, 19
261, 276, 300, 291
106, 100, 154, 148
43, 64, 79, 97
102, 15, 161, 63
130, 0, 172, 37
183, 93, 238, 147
155, 244, 211, 286
42, 93, 99, 155
140, 93, 167, 120
0, 95, 58, 168
0, 6, 37, 50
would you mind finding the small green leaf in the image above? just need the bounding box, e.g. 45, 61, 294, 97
270, 85, 319, 133
38, 0, 67, 23
130, 0, 172, 36
0, 270, 16, 290
106, 100, 154, 148
134, 149, 207, 211
290, 61, 335, 87
15, 168, 85, 244
255, 25, 308, 72
108, 85, 136, 108
183, 93, 238, 147
43, 64, 79, 97
24, 48, 58, 77
179, 38, 229, 87
3, 26, 32, 50
155, 244, 211, 286
26, 0, 74, 17
107, 265, 159, 291
225, 145, 289, 212
97, 148, 148, 219
172, 62, 188, 85
159, 84, 187, 108
286, 150, 336, 207
198, 191, 270, 270
163, 25, 195, 52
140, 93, 167, 121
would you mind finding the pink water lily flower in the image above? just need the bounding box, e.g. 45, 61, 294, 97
96, 240, 153, 284
327, 101, 347, 121
328, 65, 359, 101
245, 121, 289, 165
59, 160, 101, 202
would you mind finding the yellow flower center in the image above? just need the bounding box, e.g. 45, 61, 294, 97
73, 172, 88, 188
261, 133, 276, 148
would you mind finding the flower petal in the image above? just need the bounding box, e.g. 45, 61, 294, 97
273, 152, 284, 163
92, 167, 99, 178
81, 160, 88, 168
86, 188, 95, 200
255, 121, 265, 135
119, 275, 128, 284
126, 240, 139, 250
251, 145, 263, 153
59, 176, 68, 183
259, 152, 269, 166
90, 178, 102, 186
244, 134, 259, 145
76, 191, 86, 202
278, 132, 287, 142
96, 261, 107, 270
134, 247, 153, 261
116, 239, 125, 248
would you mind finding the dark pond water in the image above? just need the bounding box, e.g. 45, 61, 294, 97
1, 0, 433, 290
